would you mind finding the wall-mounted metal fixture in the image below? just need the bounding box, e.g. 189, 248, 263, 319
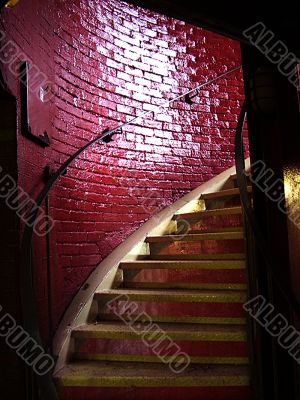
19, 61, 50, 148
43, 165, 68, 183
184, 89, 199, 105
101, 127, 122, 143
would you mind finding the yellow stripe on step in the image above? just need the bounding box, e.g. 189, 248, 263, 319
120, 260, 246, 269
97, 314, 247, 325
95, 289, 247, 303
124, 282, 247, 290
174, 206, 242, 220
55, 361, 250, 388
201, 187, 252, 201
149, 253, 245, 260
146, 231, 244, 242
74, 353, 249, 365
60, 374, 250, 388
72, 324, 247, 341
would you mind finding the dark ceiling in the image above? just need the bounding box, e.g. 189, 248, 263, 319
126, 1, 299, 57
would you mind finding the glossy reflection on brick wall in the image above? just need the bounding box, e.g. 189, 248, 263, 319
1, 0, 245, 338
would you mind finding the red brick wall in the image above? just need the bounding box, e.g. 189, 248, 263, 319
0, 0, 245, 340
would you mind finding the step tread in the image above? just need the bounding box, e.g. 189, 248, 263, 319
187, 227, 244, 234
174, 206, 242, 220
201, 187, 252, 200
229, 173, 238, 180
95, 289, 247, 303
124, 282, 247, 290
120, 260, 246, 270
72, 321, 247, 341
97, 313, 246, 325
146, 231, 244, 242
148, 253, 245, 260
74, 353, 249, 365
55, 361, 250, 386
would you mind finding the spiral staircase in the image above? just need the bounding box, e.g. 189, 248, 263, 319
53, 163, 253, 400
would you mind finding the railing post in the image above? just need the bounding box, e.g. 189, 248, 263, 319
45, 195, 53, 353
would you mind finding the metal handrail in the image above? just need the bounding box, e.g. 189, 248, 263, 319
234, 102, 300, 316
234, 102, 300, 400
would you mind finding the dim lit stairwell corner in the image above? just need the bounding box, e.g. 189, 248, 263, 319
53, 156, 253, 400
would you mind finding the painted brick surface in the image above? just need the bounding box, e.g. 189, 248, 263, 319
0, 0, 246, 338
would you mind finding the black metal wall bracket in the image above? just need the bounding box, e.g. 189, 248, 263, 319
43, 165, 68, 183
184, 89, 199, 105
101, 127, 122, 143
19, 61, 50, 148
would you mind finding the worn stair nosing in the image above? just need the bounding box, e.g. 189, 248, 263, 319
72, 323, 247, 341
148, 253, 246, 260
97, 314, 247, 325
55, 361, 250, 387
184, 226, 244, 234
95, 289, 247, 303
73, 353, 249, 364
123, 282, 247, 290
174, 206, 243, 220
120, 260, 246, 270
201, 186, 252, 200
146, 231, 244, 243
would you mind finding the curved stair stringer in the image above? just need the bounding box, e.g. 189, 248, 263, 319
53, 159, 250, 375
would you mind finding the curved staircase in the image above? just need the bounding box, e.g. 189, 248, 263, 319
54, 169, 253, 400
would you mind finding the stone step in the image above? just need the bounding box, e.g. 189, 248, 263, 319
119, 260, 246, 270
97, 313, 246, 325
146, 231, 244, 243
148, 253, 245, 260
185, 226, 244, 234
95, 289, 247, 325
149, 237, 244, 257
72, 322, 247, 341
123, 282, 247, 290
201, 187, 251, 201
174, 206, 242, 221
95, 289, 247, 303
121, 261, 247, 290
72, 322, 248, 365
55, 360, 251, 388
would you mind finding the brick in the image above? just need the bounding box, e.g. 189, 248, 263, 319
134, 76, 152, 87
152, 53, 169, 63
152, 65, 170, 76
124, 65, 143, 77
132, 92, 151, 103
144, 71, 162, 83
140, 27, 157, 38
156, 113, 173, 122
